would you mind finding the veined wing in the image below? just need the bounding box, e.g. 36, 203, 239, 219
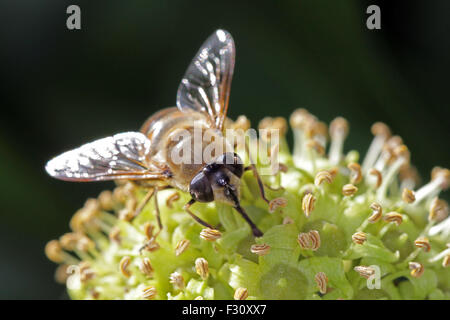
176, 29, 235, 130
45, 132, 165, 181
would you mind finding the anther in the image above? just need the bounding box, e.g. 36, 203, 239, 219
142, 286, 157, 300
352, 231, 367, 245
119, 256, 132, 278
45, 240, 64, 263
314, 171, 333, 187
348, 163, 362, 184
250, 243, 271, 256
195, 258, 209, 279
169, 272, 185, 290
354, 266, 375, 279
98, 190, 114, 211
402, 188, 416, 204
368, 168, 383, 188
269, 197, 288, 213
314, 272, 328, 294
383, 212, 403, 225
200, 228, 222, 241
302, 193, 316, 217
108, 226, 121, 243
297, 230, 320, 251
140, 258, 153, 276
429, 198, 449, 222
409, 262, 424, 278
175, 239, 191, 256
368, 202, 383, 223
166, 192, 180, 208
342, 184, 358, 196
414, 237, 431, 252
234, 287, 249, 300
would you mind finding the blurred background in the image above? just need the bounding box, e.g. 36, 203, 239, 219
0, 0, 449, 299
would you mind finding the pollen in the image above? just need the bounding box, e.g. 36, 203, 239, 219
302, 193, 316, 217
195, 258, 209, 279
175, 239, 190, 256
314, 272, 328, 294
200, 228, 222, 241
342, 184, 358, 196
250, 243, 271, 256
234, 287, 249, 300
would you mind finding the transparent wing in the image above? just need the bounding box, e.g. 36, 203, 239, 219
176, 29, 235, 130
45, 132, 165, 182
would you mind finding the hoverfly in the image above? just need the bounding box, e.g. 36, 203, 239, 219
46, 29, 269, 237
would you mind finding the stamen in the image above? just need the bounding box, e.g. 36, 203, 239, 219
195, 258, 209, 279
269, 197, 288, 213
98, 190, 114, 211
140, 237, 160, 253
402, 188, 416, 204
428, 198, 449, 222
414, 237, 431, 252
342, 184, 358, 197
347, 163, 362, 184
362, 122, 391, 173
314, 171, 333, 187
428, 216, 450, 238
142, 286, 157, 300
200, 228, 222, 241
45, 240, 64, 263
250, 243, 271, 256
169, 272, 185, 290
166, 192, 180, 208
297, 230, 320, 251
314, 272, 328, 294
354, 265, 375, 279
383, 212, 403, 225
409, 262, 424, 278
399, 165, 420, 190
258, 116, 288, 138
175, 239, 191, 256
234, 287, 249, 300
368, 202, 383, 223
414, 167, 449, 203
108, 226, 121, 243
306, 139, 325, 156
329, 117, 349, 165
139, 258, 153, 277
143, 222, 155, 240
59, 233, 80, 251
119, 256, 132, 278
54, 264, 69, 284
443, 255, 450, 268
79, 261, 95, 282
118, 208, 134, 221
352, 231, 367, 245
302, 193, 316, 217
368, 168, 382, 189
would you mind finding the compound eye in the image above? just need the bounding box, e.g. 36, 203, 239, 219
189, 172, 214, 202
221, 152, 243, 178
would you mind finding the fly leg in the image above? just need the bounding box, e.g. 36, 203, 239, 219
184, 199, 215, 229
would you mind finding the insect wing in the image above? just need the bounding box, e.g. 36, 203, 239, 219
46, 132, 162, 181
176, 29, 235, 130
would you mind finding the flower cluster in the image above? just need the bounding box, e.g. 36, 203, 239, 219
46, 109, 449, 300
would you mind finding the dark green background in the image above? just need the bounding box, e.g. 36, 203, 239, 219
0, 0, 449, 299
